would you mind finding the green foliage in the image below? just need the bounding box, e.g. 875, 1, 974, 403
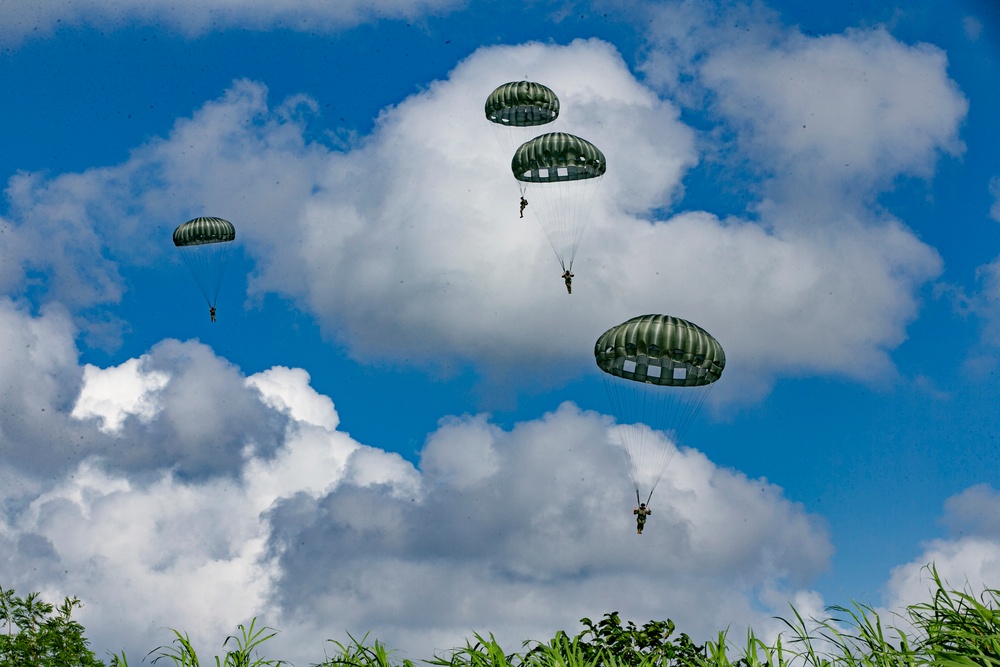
0, 585, 105, 667
907, 565, 1000, 667
702, 628, 787, 667
425, 614, 706, 667
525, 612, 705, 667
702, 564, 1000, 667
770, 601, 918, 667
147, 617, 287, 667
9, 563, 1000, 667
523, 630, 616, 667
426, 633, 520, 667
317, 631, 417, 667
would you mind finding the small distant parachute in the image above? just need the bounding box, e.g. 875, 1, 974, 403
595, 314, 726, 505
485, 80, 560, 157
173, 216, 236, 313
512, 132, 606, 274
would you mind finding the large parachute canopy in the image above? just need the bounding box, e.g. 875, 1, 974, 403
485, 80, 560, 157
173, 216, 236, 310
512, 132, 606, 273
595, 314, 725, 504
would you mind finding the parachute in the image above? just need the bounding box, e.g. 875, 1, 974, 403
485, 80, 560, 158
172, 216, 236, 312
594, 314, 726, 505
511, 132, 606, 274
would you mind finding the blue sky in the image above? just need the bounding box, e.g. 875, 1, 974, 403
2, 0, 1000, 662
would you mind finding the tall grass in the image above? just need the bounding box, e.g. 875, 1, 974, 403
317, 632, 416, 667
703, 629, 787, 667
426, 633, 522, 667
767, 600, 918, 667
101, 564, 1000, 667
146, 618, 287, 667
906, 565, 1000, 667
701, 565, 1000, 667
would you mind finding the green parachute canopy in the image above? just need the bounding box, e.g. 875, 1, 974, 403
485, 81, 560, 159
485, 81, 560, 127
173, 216, 236, 310
511, 132, 607, 183
594, 314, 725, 505
595, 314, 726, 387
173, 216, 236, 247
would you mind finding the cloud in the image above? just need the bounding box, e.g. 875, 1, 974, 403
990, 176, 1000, 223
963, 16, 984, 42
71, 358, 170, 433
0, 0, 462, 45
640, 2, 967, 212
935, 177, 1000, 364
940, 256, 1000, 369
66, 338, 290, 479
263, 402, 831, 661
248, 366, 340, 430
700, 28, 966, 203
0, 295, 289, 480
0, 168, 126, 312
0, 298, 90, 477
0, 32, 962, 404
0, 347, 404, 663
8, 460, 279, 660
941, 484, 1000, 538
0, 282, 823, 659
972, 258, 1000, 346
882, 484, 1000, 622
0, 341, 833, 664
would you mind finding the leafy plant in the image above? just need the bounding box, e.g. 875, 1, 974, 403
907, 565, 1000, 667
0, 584, 105, 667
12, 562, 1000, 667
703, 628, 787, 667
522, 630, 610, 667
317, 631, 417, 667
426, 633, 520, 667
770, 600, 918, 667
524, 613, 705, 667
148, 617, 286, 667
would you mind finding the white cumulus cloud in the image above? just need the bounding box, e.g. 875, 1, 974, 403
71, 358, 170, 433
0, 33, 963, 404
881, 484, 1000, 632
0, 331, 833, 665
0, 0, 462, 45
